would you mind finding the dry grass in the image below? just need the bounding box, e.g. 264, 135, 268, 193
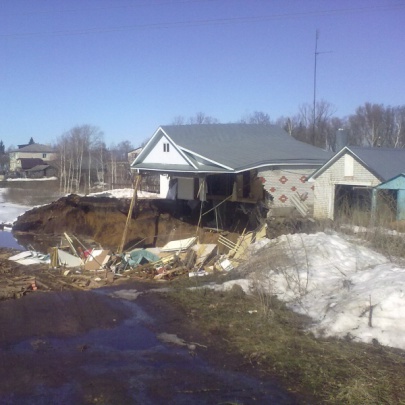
167, 235, 405, 405
167, 277, 405, 404
333, 192, 405, 260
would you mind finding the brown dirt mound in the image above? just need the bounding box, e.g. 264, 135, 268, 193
13, 194, 201, 251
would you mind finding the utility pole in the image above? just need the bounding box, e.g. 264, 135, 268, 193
312, 30, 332, 144
312, 29, 319, 141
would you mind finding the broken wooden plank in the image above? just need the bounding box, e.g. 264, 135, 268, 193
118, 174, 142, 254
161, 237, 197, 252
290, 194, 309, 218
218, 235, 238, 251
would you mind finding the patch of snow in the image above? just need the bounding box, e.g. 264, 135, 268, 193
242, 232, 405, 350
0, 189, 31, 225
87, 188, 160, 199
199, 279, 252, 294
6, 177, 58, 182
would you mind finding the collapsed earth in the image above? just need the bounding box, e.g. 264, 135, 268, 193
1, 189, 405, 404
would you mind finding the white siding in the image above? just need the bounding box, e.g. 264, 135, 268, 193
143, 135, 190, 166
344, 155, 354, 177
159, 174, 170, 198
313, 154, 381, 220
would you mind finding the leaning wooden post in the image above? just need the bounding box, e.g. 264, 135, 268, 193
118, 174, 141, 254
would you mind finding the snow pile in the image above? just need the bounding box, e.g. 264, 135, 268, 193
88, 188, 160, 199
250, 232, 405, 350
0, 189, 31, 225
6, 177, 58, 182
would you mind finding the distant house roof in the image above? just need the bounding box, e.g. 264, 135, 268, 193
129, 147, 143, 154
18, 158, 45, 170
11, 143, 55, 153
308, 146, 405, 182
26, 164, 51, 172
132, 124, 332, 174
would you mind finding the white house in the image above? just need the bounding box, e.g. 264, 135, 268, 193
9, 143, 58, 173
131, 124, 331, 217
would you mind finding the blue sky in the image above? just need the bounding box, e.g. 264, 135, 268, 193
1, 0, 404, 148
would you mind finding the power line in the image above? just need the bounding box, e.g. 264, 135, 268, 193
1, 3, 404, 39
1, 0, 221, 17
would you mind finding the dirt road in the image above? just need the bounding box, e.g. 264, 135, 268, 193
0, 282, 298, 404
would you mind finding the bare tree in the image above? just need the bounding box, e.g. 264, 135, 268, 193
108, 140, 135, 189
188, 112, 219, 124
172, 115, 186, 125
288, 100, 336, 148
349, 103, 386, 147
392, 106, 405, 148
240, 111, 272, 125
275, 116, 300, 136
57, 125, 103, 194
171, 112, 219, 125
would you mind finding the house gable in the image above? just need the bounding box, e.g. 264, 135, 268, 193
309, 146, 405, 183
134, 128, 196, 169
312, 150, 381, 220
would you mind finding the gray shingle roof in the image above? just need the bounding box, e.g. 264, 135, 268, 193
12, 143, 55, 153
133, 124, 331, 173
26, 164, 51, 172
308, 146, 405, 182
349, 147, 405, 181
19, 158, 44, 170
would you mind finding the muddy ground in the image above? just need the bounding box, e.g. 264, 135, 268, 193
0, 268, 298, 404
0, 195, 299, 404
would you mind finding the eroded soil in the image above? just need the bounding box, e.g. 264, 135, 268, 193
0, 195, 299, 404
12, 194, 220, 252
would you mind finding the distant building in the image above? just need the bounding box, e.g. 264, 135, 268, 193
127, 147, 143, 164
9, 143, 58, 175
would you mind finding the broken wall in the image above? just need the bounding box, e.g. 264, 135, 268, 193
258, 167, 315, 216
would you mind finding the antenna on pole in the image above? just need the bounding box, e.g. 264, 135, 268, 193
312, 30, 332, 144
312, 29, 319, 140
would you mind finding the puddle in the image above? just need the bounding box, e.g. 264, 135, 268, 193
0, 230, 24, 250
0, 289, 298, 404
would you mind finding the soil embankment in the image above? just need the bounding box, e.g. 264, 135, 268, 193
12, 194, 202, 251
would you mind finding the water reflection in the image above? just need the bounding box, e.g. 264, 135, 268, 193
0, 230, 24, 250
0, 180, 62, 206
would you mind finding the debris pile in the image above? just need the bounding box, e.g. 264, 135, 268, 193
0, 276, 37, 300
4, 224, 268, 300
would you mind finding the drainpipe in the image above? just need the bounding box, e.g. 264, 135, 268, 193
371, 188, 378, 226
397, 189, 405, 221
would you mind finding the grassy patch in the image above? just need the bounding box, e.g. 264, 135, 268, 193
166, 278, 405, 404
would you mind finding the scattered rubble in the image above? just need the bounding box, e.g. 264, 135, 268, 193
2, 219, 268, 301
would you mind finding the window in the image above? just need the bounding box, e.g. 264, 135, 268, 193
344, 154, 354, 177
42, 153, 47, 158
163, 143, 170, 152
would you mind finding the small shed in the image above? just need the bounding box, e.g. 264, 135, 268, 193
308, 147, 405, 220
25, 164, 57, 178
375, 174, 405, 221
